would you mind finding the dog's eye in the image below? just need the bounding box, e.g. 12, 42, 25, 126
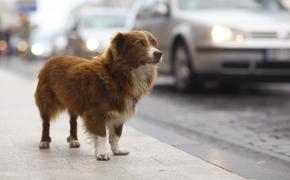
137, 41, 145, 47
151, 39, 158, 47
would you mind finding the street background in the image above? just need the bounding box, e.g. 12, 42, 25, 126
1, 0, 290, 180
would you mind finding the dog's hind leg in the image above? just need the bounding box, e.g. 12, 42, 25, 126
39, 112, 52, 149
66, 111, 80, 148
35, 86, 63, 149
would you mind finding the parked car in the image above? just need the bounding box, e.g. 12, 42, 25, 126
65, 7, 130, 58
51, 29, 68, 56
12, 28, 54, 59
133, 0, 290, 91
28, 29, 54, 59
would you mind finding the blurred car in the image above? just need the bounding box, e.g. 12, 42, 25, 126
133, 0, 290, 91
10, 35, 28, 55
0, 1, 20, 56
51, 30, 68, 56
26, 29, 54, 59
65, 7, 129, 58
0, 34, 9, 55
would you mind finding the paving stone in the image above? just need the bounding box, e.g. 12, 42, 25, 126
0, 171, 30, 180
29, 170, 133, 180
26, 158, 73, 170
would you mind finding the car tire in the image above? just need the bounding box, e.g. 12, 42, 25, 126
219, 82, 241, 93
173, 40, 199, 92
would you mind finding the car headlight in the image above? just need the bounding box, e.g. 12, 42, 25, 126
211, 25, 244, 43
31, 43, 44, 56
86, 38, 99, 51
211, 25, 234, 43
0, 40, 7, 51
17, 40, 28, 52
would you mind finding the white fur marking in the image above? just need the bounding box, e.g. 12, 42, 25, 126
107, 98, 134, 127
110, 136, 120, 152
39, 141, 50, 149
109, 129, 129, 155
131, 64, 154, 97
148, 47, 159, 59
69, 140, 80, 148
106, 64, 155, 140
94, 136, 109, 160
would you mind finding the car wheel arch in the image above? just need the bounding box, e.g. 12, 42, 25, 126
170, 23, 197, 72
170, 35, 195, 74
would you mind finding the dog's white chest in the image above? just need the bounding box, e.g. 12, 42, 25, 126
107, 65, 153, 127
107, 98, 135, 126
131, 65, 154, 97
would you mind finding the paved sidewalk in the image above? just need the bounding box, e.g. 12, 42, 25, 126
0, 68, 246, 180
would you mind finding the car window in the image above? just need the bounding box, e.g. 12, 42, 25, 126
81, 15, 126, 29
136, 0, 156, 19
179, 0, 286, 12
136, 0, 168, 19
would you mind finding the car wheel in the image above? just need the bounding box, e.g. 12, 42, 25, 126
219, 82, 241, 93
173, 41, 198, 92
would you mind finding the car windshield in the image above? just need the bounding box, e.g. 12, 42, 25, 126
82, 14, 126, 29
178, 0, 286, 12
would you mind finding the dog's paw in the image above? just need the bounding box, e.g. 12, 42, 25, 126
96, 153, 110, 161
39, 141, 50, 149
113, 149, 129, 156
67, 137, 80, 148
69, 140, 80, 148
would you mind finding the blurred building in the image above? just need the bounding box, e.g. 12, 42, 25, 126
0, 0, 21, 54
0, 0, 20, 33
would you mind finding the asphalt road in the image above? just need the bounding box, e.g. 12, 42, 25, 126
130, 77, 290, 180
2, 56, 290, 179
138, 79, 290, 160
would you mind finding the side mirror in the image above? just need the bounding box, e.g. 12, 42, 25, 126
152, 3, 169, 17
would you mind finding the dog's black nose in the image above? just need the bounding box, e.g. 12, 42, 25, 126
153, 51, 162, 59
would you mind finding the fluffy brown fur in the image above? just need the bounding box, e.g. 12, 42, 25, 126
35, 31, 162, 160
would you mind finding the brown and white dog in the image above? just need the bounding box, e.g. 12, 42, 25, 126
34, 31, 162, 161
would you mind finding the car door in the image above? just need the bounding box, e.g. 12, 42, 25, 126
147, 0, 172, 73
133, 0, 172, 73
133, 0, 156, 31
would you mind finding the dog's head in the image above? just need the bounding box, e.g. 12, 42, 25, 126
110, 31, 162, 68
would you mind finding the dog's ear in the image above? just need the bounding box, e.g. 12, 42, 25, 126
111, 32, 126, 59
143, 31, 158, 47
143, 31, 154, 38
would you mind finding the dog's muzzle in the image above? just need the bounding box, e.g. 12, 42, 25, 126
151, 50, 163, 64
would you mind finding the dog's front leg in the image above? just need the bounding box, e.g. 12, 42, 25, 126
83, 112, 110, 161
94, 136, 110, 161
94, 120, 110, 161
109, 124, 129, 156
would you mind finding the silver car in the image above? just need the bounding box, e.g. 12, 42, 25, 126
65, 7, 129, 58
133, 0, 290, 91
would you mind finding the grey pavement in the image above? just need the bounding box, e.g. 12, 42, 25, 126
0, 66, 247, 179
